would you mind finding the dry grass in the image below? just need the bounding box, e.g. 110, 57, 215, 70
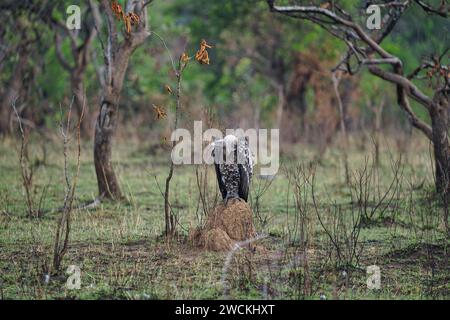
0, 132, 448, 299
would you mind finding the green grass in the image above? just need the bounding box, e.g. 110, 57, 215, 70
0, 133, 448, 300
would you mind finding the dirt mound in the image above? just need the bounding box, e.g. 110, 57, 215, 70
190, 199, 256, 251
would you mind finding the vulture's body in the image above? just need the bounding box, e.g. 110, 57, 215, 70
211, 135, 253, 203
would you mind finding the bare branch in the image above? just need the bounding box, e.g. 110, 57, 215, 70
414, 0, 449, 17
11, 97, 36, 218
368, 65, 434, 108
51, 18, 78, 56
54, 31, 74, 71
268, 0, 437, 143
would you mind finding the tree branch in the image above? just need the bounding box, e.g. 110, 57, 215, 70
368, 65, 434, 108
54, 32, 74, 71
414, 0, 449, 17
267, 0, 437, 143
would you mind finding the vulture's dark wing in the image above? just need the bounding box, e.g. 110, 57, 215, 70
238, 164, 249, 201
214, 163, 227, 200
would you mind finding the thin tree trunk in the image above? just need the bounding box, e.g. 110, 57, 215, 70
164, 62, 183, 238
253, 102, 260, 131
71, 75, 90, 137
0, 103, 11, 134
276, 84, 286, 129
0, 48, 29, 134
374, 99, 385, 166
332, 72, 350, 184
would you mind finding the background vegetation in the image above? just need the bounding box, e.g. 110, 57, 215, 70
0, 0, 448, 299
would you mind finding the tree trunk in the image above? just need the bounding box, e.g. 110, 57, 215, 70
94, 94, 122, 199
71, 75, 90, 138
332, 72, 350, 184
0, 48, 29, 135
430, 94, 450, 194
368, 96, 385, 167
0, 103, 11, 134
91, 0, 150, 200
93, 48, 134, 200
276, 84, 286, 130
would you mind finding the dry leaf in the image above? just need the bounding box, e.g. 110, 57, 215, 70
128, 12, 140, 25
195, 39, 213, 65
112, 1, 139, 33
152, 104, 167, 120
124, 14, 131, 33
181, 52, 190, 64
164, 84, 173, 94
111, 1, 124, 21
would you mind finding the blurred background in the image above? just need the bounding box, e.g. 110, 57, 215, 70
0, 0, 448, 152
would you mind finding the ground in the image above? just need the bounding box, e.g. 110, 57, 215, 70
0, 132, 448, 300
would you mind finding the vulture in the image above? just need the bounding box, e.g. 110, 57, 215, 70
211, 135, 253, 204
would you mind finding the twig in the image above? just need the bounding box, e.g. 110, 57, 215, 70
164, 54, 189, 239
11, 97, 35, 218
52, 95, 85, 272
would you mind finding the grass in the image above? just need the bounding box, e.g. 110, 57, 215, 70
0, 132, 448, 300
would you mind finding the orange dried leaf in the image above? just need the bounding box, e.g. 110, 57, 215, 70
195, 50, 210, 65
195, 39, 213, 65
181, 52, 190, 63
152, 104, 167, 120
111, 1, 124, 21
200, 39, 213, 49
128, 12, 140, 25
124, 15, 131, 33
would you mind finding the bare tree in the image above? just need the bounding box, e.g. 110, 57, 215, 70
51, 5, 97, 137
53, 98, 84, 272
164, 50, 191, 239
366, 88, 386, 166
0, 22, 33, 134
332, 70, 350, 184
0, 0, 53, 135
11, 98, 35, 218
267, 0, 449, 195
90, 0, 152, 199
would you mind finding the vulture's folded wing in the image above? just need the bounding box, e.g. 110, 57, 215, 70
238, 163, 249, 201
